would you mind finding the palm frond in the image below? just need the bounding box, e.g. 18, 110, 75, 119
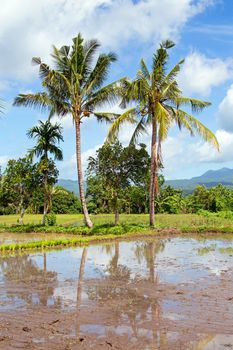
164, 105, 194, 135
175, 97, 211, 113
84, 79, 122, 110
82, 38, 101, 77
156, 102, 172, 141
161, 59, 184, 89
48, 144, 63, 161
120, 77, 149, 109
177, 109, 219, 150
83, 52, 117, 95
140, 59, 150, 81
13, 93, 52, 112
32, 57, 41, 65
129, 116, 148, 145
93, 112, 120, 123
160, 39, 175, 49
107, 108, 138, 142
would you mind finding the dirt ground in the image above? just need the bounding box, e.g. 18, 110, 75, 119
1, 274, 233, 349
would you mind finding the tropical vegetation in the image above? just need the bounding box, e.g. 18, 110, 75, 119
27, 120, 63, 224
0, 33, 228, 234
14, 33, 123, 228
108, 40, 219, 226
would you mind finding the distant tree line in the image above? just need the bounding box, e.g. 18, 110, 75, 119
1, 140, 233, 223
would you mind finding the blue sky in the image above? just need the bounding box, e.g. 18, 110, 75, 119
1, 0, 233, 180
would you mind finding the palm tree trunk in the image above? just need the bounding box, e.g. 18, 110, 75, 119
19, 187, 25, 225
19, 207, 25, 225
114, 208, 119, 225
114, 194, 119, 225
42, 170, 48, 225
75, 120, 93, 228
149, 120, 158, 226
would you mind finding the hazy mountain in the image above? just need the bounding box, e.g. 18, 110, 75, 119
166, 167, 233, 192
57, 179, 80, 195
57, 168, 233, 195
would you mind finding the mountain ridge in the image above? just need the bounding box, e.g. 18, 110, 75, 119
57, 168, 233, 195
166, 167, 233, 192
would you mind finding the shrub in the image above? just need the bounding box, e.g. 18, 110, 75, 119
45, 213, 57, 226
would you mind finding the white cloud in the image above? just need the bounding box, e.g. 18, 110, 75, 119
196, 129, 233, 163
0, 0, 213, 80
178, 52, 233, 96
59, 153, 76, 179
0, 155, 10, 167
58, 126, 233, 180
51, 114, 74, 130
59, 144, 101, 178
218, 84, 233, 132
160, 129, 233, 178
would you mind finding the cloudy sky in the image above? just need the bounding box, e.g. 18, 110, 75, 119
1, 0, 233, 180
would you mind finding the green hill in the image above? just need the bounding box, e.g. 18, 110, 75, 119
58, 168, 233, 195
166, 167, 233, 192
57, 179, 80, 195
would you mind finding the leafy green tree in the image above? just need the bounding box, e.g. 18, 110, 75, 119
51, 186, 82, 214
108, 40, 219, 226
187, 185, 213, 212
124, 186, 148, 214
186, 184, 233, 213
155, 185, 184, 214
86, 176, 110, 213
87, 142, 150, 224
27, 120, 63, 224
14, 33, 123, 228
209, 184, 233, 212
1, 158, 40, 223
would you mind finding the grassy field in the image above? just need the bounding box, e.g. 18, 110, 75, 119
0, 214, 82, 225
1, 213, 233, 252
0, 213, 233, 229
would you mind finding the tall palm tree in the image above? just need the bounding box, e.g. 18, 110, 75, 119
14, 33, 122, 228
108, 40, 219, 226
27, 120, 63, 225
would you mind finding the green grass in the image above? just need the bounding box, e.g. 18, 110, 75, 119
0, 214, 83, 226
1, 213, 233, 228
1, 213, 233, 253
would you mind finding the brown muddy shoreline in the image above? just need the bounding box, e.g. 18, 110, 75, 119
1, 273, 233, 349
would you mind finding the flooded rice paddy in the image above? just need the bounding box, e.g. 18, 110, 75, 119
1, 236, 233, 349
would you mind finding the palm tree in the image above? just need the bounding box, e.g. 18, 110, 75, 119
108, 40, 219, 226
27, 120, 63, 225
14, 33, 122, 228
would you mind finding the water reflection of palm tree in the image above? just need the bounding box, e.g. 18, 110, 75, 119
76, 247, 87, 335
82, 241, 163, 346
0, 254, 59, 307
43, 253, 47, 272
74, 241, 214, 349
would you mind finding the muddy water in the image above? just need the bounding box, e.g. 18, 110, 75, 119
1, 237, 233, 349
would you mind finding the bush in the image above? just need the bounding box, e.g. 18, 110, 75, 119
45, 213, 57, 226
